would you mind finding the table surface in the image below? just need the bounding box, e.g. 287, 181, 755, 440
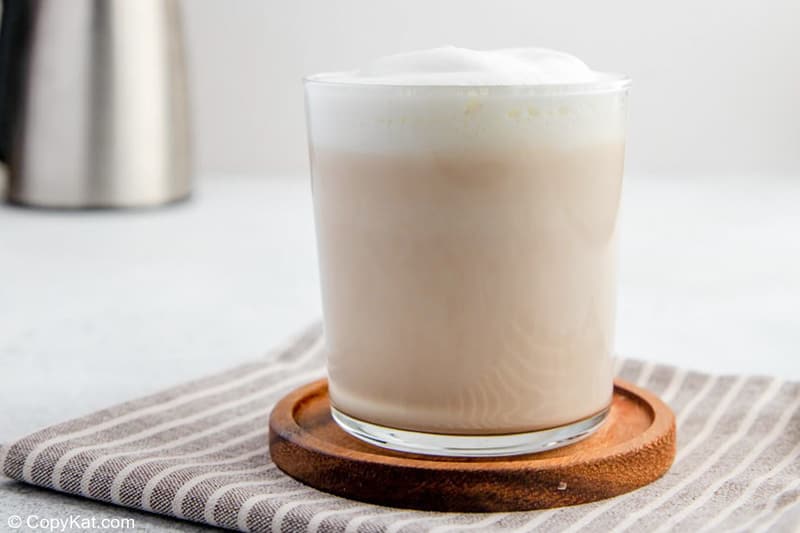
1, 174, 798, 529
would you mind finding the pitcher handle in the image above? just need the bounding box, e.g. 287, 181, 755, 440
0, 0, 32, 164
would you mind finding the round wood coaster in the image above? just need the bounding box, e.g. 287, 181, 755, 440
269, 378, 675, 512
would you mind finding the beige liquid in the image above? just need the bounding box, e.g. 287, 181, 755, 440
311, 142, 624, 435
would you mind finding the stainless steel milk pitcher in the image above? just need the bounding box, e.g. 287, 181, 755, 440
0, 0, 191, 208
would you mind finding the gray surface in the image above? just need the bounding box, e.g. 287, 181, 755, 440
1, 174, 799, 528
0, 176, 320, 442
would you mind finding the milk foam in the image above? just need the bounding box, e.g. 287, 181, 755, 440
309, 46, 601, 86
305, 47, 629, 154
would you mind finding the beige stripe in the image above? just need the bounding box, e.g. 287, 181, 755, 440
71, 409, 266, 494
242, 496, 334, 533
164, 463, 276, 516
659, 367, 688, 404
203, 482, 312, 524
0, 443, 13, 477
70, 364, 324, 494
155, 452, 275, 513
615, 377, 782, 533
112, 426, 265, 504
428, 514, 507, 532
170, 467, 279, 516
47, 334, 321, 488
665, 391, 800, 531
19, 327, 320, 482
305, 504, 375, 533
506, 511, 550, 533
619, 359, 645, 382
342, 511, 414, 533
676, 378, 778, 464
72, 369, 322, 496
99, 410, 266, 502
733, 476, 800, 533
635, 360, 656, 389
752, 479, 800, 533
553, 372, 723, 533
169, 463, 276, 516
384, 514, 459, 533
137, 429, 266, 509
704, 440, 800, 532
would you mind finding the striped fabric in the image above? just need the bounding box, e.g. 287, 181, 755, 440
1, 323, 798, 532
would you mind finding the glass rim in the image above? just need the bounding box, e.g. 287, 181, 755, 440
303, 71, 631, 94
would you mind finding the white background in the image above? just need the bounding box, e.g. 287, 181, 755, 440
182, 0, 800, 178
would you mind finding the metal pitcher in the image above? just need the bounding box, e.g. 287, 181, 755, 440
0, 0, 191, 208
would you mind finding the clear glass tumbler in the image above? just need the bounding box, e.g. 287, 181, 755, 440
305, 74, 630, 456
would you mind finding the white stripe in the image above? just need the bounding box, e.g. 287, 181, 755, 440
95, 409, 264, 498
150, 451, 275, 513
385, 514, 456, 533
46, 334, 320, 490
137, 428, 266, 509
204, 482, 312, 524
172, 467, 281, 517
72, 366, 324, 494
504, 510, 557, 533
617, 358, 646, 382
675, 377, 778, 465
730, 473, 800, 533
635, 360, 656, 387
678, 392, 800, 533
305, 504, 375, 533
149, 447, 271, 510
616, 377, 782, 533
174, 455, 275, 513
266, 497, 337, 533
21, 329, 320, 482
707, 439, 800, 532
0, 443, 12, 477
750, 477, 800, 533
169, 463, 276, 517
554, 372, 724, 533
659, 367, 688, 406
428, 514, 507, 532
240, 496, 333, 533
111, 426, 265, 504
342, 511, 413, 533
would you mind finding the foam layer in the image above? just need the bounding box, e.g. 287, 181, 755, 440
309, 46, 600, 86
305, 47, 629, 153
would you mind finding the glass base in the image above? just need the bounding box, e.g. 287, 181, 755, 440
330, 405, 610, 458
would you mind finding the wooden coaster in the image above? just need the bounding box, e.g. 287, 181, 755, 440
269, 378, 675, 512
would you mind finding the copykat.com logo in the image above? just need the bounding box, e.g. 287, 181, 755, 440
7, 514, 135, 531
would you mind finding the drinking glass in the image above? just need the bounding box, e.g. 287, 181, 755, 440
305, 74, 630, 457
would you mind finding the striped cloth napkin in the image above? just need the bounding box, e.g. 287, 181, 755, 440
1, 324, 798, 533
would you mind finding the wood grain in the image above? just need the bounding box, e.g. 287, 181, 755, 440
269, 378, 675, 512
